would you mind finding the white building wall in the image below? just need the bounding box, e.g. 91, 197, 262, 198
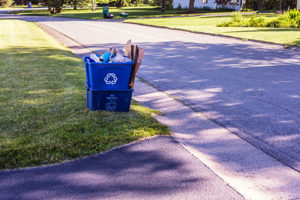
173, 0, 189, 9
173, 0, 240, 10
297, 0, 300, 10
194, 0, 217, 9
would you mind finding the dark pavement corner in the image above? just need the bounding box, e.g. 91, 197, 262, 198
0, 136, 244, 200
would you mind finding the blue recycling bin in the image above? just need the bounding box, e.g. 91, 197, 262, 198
85, 83, 133, 112
84, 57, 133, 90
84, 56, 134, 112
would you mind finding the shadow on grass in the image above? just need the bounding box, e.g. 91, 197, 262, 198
0, 47, 169, 170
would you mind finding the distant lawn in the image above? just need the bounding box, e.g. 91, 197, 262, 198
10, 6, 243, 19
0, 19, 170, 170
0, 7, 25, 10
125, 14, 300, 46
0, 5, 42, 10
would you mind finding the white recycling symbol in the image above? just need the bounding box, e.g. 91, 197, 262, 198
104, 73, 118, 85
106, 100, 117, 111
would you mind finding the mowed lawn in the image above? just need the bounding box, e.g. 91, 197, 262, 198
125, 14, 300, 46
0, 19, 169, 170
10, 6, 241, 20
10, 6, 184, 19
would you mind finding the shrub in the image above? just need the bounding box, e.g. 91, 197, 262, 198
151, 0, 172, 9
97, 0, 142, 7
266, 10, 300, 28
287, 8, 300, 20
215, 6, 234, 11
287, 9, 300, 27
41, 0, 65, 14
247, 15, 266, 27
66, 0, 89, 9
201, 6, 212, 11
218, 9, 300, 28
0, 0, 14, 7
218, 12, 247, 27
176, 3, 181, 9
232, 12, 243, 22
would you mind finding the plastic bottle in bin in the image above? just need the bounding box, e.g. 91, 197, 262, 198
89, 48, 131, 64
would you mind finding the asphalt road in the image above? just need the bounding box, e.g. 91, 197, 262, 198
1, 13, 300, 170
0, 136, 243, 200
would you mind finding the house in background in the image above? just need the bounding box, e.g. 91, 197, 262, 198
173, 0, 242, 10
298, 0, 300, 10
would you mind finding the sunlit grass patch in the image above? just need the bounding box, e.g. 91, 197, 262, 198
125, 14, 300, 46
0, 20, 170, 170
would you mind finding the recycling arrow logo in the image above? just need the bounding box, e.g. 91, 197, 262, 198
104, 73, 118, 85
106, 100, 117, 111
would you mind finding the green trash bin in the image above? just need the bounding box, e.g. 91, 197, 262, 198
120, 12, 128, 18
103, 6, 114, 19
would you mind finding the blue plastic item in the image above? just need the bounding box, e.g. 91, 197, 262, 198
102, 52, 114, 63
84, 56, 133, 90
85, 83, 133, 112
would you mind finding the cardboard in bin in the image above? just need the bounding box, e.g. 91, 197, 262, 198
84, 57, 134, 90
125, 40, 144, 89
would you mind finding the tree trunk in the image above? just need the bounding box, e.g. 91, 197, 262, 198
287, 0, 291, 10
258, 0, 262, 10
239, 0, 244, 10
257, 0, 262, 10
161, 0, 165, 12
189, 0, 195, 12
279, 0, 282, 11
92, 0, 96, 11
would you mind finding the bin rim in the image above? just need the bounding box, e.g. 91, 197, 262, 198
84, 56, 134, 65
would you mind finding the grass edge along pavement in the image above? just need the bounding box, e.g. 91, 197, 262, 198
0, 19, 170, 170
125, 14, 300, 47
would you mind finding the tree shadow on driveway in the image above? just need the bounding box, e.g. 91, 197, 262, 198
139, 41, 300, 170
0, 136, 243, 200
80, 41, 300, 172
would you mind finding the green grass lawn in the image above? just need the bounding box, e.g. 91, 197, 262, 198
10, 6, 244, 19
0, 5, 42, 10
0, 6, 26, 10
0, 19, 170, 170
125, 14, 300, 46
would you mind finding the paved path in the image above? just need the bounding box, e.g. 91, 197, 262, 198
1, 13, 300, 199
0, 136, 243, 200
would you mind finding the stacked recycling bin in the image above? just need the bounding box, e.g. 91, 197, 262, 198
84, 56, 134, 112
